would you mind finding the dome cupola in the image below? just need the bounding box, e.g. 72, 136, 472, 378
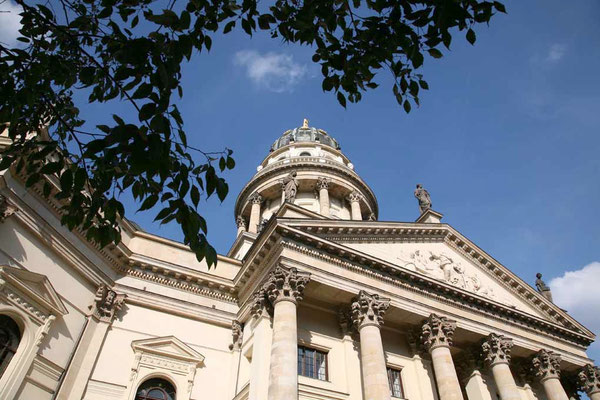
235, 120, 378, 235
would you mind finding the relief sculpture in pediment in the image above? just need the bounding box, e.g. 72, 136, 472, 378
398, 250, 514, 308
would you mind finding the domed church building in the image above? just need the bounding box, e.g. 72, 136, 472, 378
0, 121, 598, 400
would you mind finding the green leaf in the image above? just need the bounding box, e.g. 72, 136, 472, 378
403, 100, 411, 113
132, 83, 152, 99
138, 194, 158, 211
139, 103, 156, 121
428, 48, 443, 59
337, 92, 347, 108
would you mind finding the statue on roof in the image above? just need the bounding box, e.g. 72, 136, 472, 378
414, 184, 432, 214
535, 273, 553, 302
282, 171, 298, 203
302, 118, 309, 128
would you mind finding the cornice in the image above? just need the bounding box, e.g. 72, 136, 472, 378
283, 219, 590, 337
271, 224, 593, 348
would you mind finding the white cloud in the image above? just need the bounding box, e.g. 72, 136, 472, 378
550, 262, 600, 358
0, 0, 23, 47
234, 50, 307, 93
545, 43, 566, 63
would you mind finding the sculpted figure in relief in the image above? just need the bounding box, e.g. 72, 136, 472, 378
282, 171, 298, 202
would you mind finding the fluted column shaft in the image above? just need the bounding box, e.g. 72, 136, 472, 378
248, 193, 263, 234
264, 267, 310, 400
316, 178, 330, 216
351, 290, 391, 400
482, 334, 520, 400
532, 350, 568, 400
421, 314, 464, 400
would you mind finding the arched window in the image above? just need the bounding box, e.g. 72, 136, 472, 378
0, 315, 21, 378
135, 378, 176, 400
299, 151, 311, 156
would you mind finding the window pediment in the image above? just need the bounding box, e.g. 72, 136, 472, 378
131, 336, 204, 365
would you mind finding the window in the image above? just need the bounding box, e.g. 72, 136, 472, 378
387, 367, 404, 398
299, 151, 312, 156
0, 315, 21, 378
298, 346, 327, 381
135, 378, 176, 400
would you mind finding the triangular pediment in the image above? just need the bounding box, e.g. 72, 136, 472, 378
0, 265, 68, 316
131, 336, 204, 364
274, 218, 593, 340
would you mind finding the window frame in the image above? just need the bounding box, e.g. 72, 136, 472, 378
297, 345, 328, 381
386, 366, 405, 399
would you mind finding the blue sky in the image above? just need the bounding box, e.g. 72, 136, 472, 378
2, 0, 599, 360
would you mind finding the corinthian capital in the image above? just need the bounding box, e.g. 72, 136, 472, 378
482, 333, 513, 366
350, 290, 390, 329
249, 192, 263, 204
420, 313, 456, 352
264, 266, 310, 305
90, 284, 126, 323
531, 349, 562, 381
316, 177, 330, 190
347, 190, 362, 203
250, 287, 272, 319
578, 364, 600, 395
236, 215, 246, 229
229, 320, 244, 350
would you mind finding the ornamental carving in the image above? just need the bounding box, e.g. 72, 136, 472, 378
350, 290, 390, 329
236, 215, 246, 229
481, 333, 513, 366
264, 266, 310, 304
531, 349, 562, 381
250, 287, 272, 319
316, 177, 330, 191
0, 194, 17, 222
90, 284, 126, 323
229, 320, 243, 350
397, 250, 514, 307
578, 364, 600, 395
347, 190, 362, 203
420, 313, 456, 351
249, 192, 263, 204
338, 306, 357, 337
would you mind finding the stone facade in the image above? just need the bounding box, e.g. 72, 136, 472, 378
0, 121, 596, 400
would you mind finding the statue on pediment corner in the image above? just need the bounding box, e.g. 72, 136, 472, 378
414, 184, 432, 214
535, 273, 553, 302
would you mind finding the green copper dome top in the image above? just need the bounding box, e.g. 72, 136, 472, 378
270, 119, 341, 152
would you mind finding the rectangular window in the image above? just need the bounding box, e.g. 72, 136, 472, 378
387, 367, 404, 398
298, 346, 327, 381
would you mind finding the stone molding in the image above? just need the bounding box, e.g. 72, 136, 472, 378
263, 265, 310, 305
481, 333, 513, 366
249, 192, 263, 204
531, 349, 562, 381
0, 193, 17, 222
578, 364, 600, 395
420, 313, 456, 351
350, 290, 390, 329
90, 284, 126, 323
316, 177, 330, 190
229, 320, 243, 350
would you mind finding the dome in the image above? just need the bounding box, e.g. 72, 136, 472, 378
270, 120, 340, 152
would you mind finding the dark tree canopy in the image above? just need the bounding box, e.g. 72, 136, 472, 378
0, 0, 505, 266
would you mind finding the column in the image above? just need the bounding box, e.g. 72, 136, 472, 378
455, 349, 492, 400
248, 192, 263, 234
420, 313, 464, 400
236, 215, 247, 236
56, 285, 126, 400
531, 350, 568, 400
228, 320, 244, 398
316, 177, 330, 216
248, 288, 273, 400
351, 290, 391, 400
347, 191, 363, 220
578, 364, 600, 400
265, 266, 310, 400
482, 334, 520, 400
